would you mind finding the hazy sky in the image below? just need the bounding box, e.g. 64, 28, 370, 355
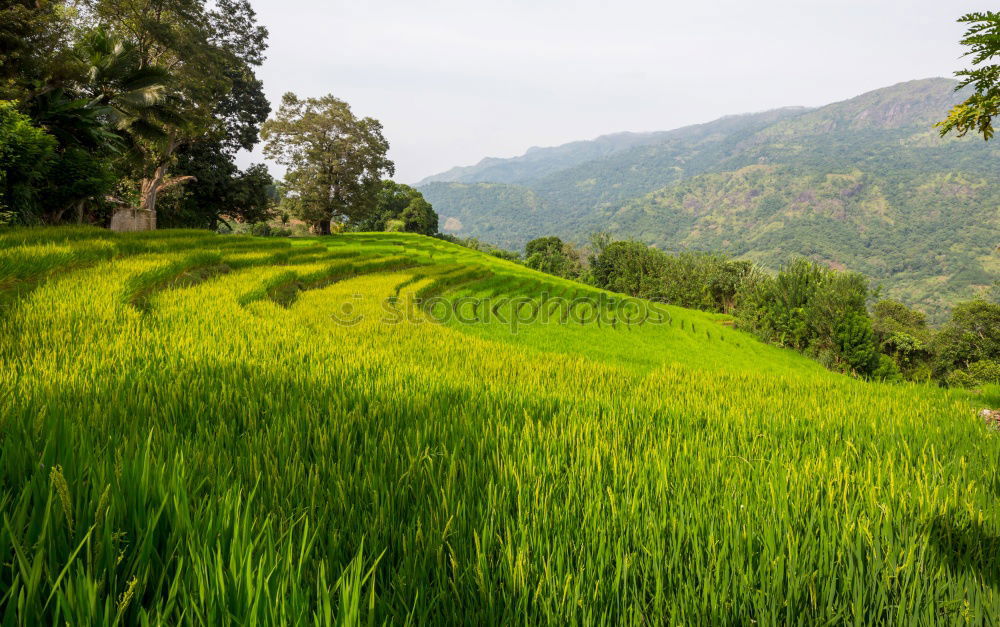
242, 0, 983, 183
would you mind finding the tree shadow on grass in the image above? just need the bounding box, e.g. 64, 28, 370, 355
927, 514, 1000, 588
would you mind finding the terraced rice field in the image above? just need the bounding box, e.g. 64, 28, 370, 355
1, 227, 998, 624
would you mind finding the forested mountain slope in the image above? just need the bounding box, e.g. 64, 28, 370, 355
420, 78, 1000, 320
417, 107, 807, 186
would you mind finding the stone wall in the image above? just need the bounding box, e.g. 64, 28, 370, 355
110, 208, 156, 232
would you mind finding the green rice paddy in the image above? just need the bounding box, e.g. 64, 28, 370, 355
0, 227, 998, 624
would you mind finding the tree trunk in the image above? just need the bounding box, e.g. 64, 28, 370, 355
118, 132, 181, 232
109, 165, 165, 232
313, 219, 331, 235
139, 161, 170, 215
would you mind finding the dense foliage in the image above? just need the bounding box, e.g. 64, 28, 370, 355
354, 181, 439, 235
872, 300, 934, 380
590, 241, 755, 314
518, 232, 999, 383
0, 0, 275, 228
523, 236, 585, 279
582, 240, 885, 376
934, 300, 1000, 379
0, 101, 57, 223
734, 259, 883, 377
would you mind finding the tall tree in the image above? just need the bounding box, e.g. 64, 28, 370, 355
399, 194, 437, 235
938, 11, 1000, 140
84, 0, 269, 224
590, 241, 667, 299
261, 93, 394, 234
735, 259, 881, 375
0, 4, 127, 225
155, 0, 273, 229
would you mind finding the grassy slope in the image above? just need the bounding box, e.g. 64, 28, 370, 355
1, 228, 998, 623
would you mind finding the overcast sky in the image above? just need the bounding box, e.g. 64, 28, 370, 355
241, 0, 983, 183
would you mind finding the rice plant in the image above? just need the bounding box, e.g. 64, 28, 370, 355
0, 229, 998, 624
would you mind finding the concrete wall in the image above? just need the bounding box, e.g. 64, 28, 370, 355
110, 208, 156, 232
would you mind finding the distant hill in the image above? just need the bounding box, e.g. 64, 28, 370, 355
417, 131, 680, 185
416, 107, 807, 186
419, 78, 1000, 321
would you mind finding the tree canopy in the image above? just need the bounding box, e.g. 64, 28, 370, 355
938, 11, 1000, 140
355, 181, 439, 235
0, 0, 274, 227
262, 93, 394, 234
523, 236, 584, 279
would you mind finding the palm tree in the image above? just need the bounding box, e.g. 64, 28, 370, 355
76, 27, 172, 134
29, 88, 118, 150
75, 27, 192, 229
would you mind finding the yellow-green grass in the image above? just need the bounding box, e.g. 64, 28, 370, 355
0, 228, 998, 624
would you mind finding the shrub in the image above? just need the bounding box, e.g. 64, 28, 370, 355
0, 101, 56, 224
908, 363, 934, 383
933, 301, 1000, 376
249, 222, 272, 237
835, 312, 879, 377
946, 370, 976, 389
872, 354, 902, 382
490, 248, 521, 262
968, 360, 1000, 385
